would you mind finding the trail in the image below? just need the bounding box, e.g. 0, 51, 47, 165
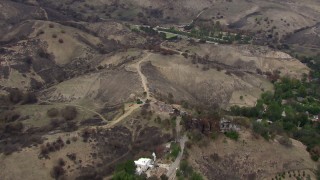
160, 41, 183, 55
40, 52, 154, 130
104, 104, 140, 128
40, 7, 49, 20
66, 103, 108, 122
166, 117, 188, 179
167, 134, 188, 180
185, 9, 206, 27
38, 99, 108, 122
4, 59, 11, 77
135, 53, 152, 100
102, 52, 154, 128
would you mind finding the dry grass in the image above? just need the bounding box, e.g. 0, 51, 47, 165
0, 132, 97, 180
187, 130, 317, 180
30, 21, 102, 65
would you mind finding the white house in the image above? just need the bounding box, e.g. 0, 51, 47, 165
134, 158, 154, 175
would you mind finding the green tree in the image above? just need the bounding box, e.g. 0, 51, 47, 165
190, 172, 204, 180
113, 160, 137, 180
266, 102, 282, 121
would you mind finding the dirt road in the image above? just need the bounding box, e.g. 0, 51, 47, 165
105, 52, 153, 128
105, 104, 140, 128
136, 53, 152, 100
166, 134, 188, 180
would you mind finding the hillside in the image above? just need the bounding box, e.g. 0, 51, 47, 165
0, 0, 319, 180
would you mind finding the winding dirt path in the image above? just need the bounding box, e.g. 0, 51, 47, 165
39, 53, 154, 129
4, 59, 11, 77
103, 52, 153, 128
135, 53, 152, 100
105, 104, 140, 128
38, 99, 108, 122
160, 41, 183, 55
65, 103, 108, 122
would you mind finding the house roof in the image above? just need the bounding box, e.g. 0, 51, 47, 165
134, 158, 153, 166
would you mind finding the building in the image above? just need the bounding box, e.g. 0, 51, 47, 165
219, 118, 240, 133
134, 158, 154, 175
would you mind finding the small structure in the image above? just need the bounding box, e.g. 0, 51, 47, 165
219, 118, 240, 133
256, 119, 273, 125
311, 114, 320, 122
282, 111, 286, 117
134, 158, 154, 175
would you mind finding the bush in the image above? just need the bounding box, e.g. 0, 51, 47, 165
50, 165, 65, 179
225, 131, 239, 141
52, 34, 57, 38
49, 24, 54, 28
21, 92, 37, 104
36, 30, 45, 36
61, 106, 77, 120
38, 49, 51, 59
190, 172, 204, 180
170, 142, 181, 158
9, 89, 23, 104
66, 153, 77, 161
252, 122, 270, 140
58, 158, 65, 166
58, 39, 64, 43
278, 136, 292, 147
1, 110, 20, 122
4, 122, 23, 134
47, 108, 59, 118
50, 118, 64, 128
160, 174, 168, 180
40, 145, 49, 158
180, 160, 193, 177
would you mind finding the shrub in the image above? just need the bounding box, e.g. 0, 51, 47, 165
52, 34, 57, 38
3, 144, 19, 155
36, 30, 45, 36
21, 92, 37, 104
160, 174, 169, 180
50, 165, 65, 179
58, 39, 64, 43
24, 56, 33, 65
190, 172, 204, 180
252, 122, 270, 140
9, 89, 23, 104
40, 145, 49, 158
50, 118, 64, 128
61, 106, 77, 120
47, 108, 59, 118
4, 122, 23, 134
1, 110, 20, 122
66, 153, 77, 161
71, 136, 78, 142
58, 158, 65, 166
49, 24, 54, 28
66, 139, 71, 144
38, 49, 50, 59
278, 136, 292, 147
170, 142, 181, 158
225, 131, 239, 141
